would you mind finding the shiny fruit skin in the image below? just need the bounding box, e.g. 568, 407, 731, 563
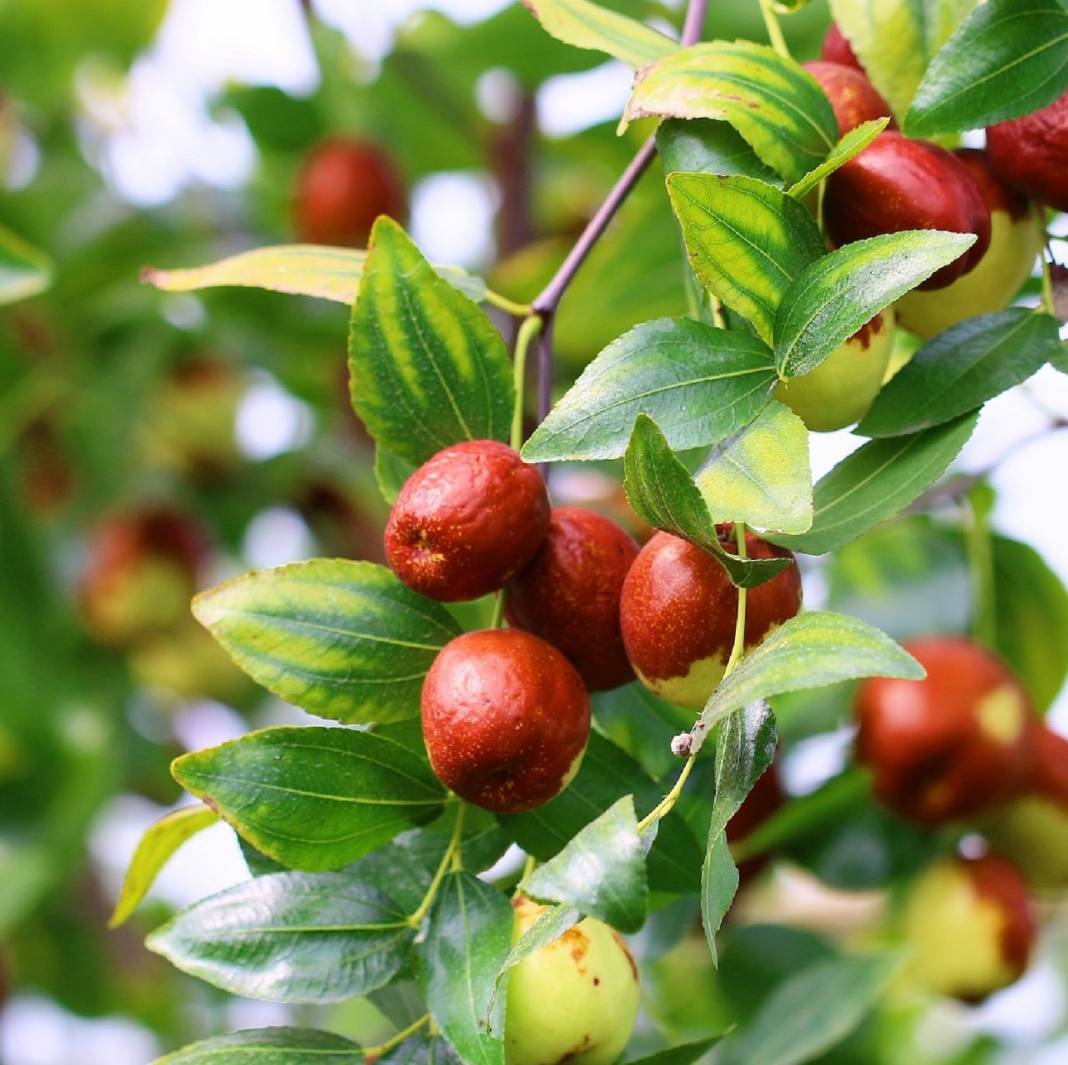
896, 149, 1044, 337
385, 440, 550, 602
803, 61, 895, 136
293, 138, 406, 247
421, 629, 590, 813
987, 90, 1068, 212
775, 310, 895, 431
620, 529, 801, 709
505, 896, 639, 1065
505, 507, 639, 691
821, 23, 863, 71
856, 636, 1034, 824
824, 132, 991, 290
904, 855, 1036, 1002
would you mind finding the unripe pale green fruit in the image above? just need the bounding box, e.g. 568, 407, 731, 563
505, 897, 639, 1065
774, 311, 895, 432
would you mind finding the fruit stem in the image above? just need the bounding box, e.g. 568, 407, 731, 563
710, 293, 726, 329
407, 804, 467, 926
491, 591, 506, 629
965, 486, 997, 650
512, 314, 543, 451
757, 0, 790, 58
637, 754, 697, 832
485, 288, 533, 319
361, 1013, 431, 1058
1039, 233, 1056, 317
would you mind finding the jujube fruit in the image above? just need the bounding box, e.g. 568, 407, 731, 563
385, 440, 550, 602
986, 90, 1068, 212
855, 636, 1034, 824
421, 629, 590, 813
505, 896, 639, 1065
293, 138, 406, 247
619, 529, 801, 709
775, 310, 895, 431
821, 23, 863, 72
505, 507, 638, 691
903, 854, 1036, 1002
803, 61, 895, 136
824, 131, 991, 290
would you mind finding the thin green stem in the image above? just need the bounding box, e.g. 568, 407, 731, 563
710, 293, 726, 329
362, 1014, 431, 1058
757, 0, 790, 57
965, 487, 997, 650
512, 315, 542, 452
1040, 240, 1056, 317
485, 288, 533, 318
407, 804, 466, 926
490, 591, 505, 629
637, 754, 697, 833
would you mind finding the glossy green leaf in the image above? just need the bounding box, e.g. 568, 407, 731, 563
521, 0, 676, 67
171, 727, 446, 871
686, 613, 923, 755
348, 218, 513, 466
657, 119, 781, 184
906, 0, 1068, 136
499, 732, 703, 894
623, 42, 838, 184
143, 244, 486, 305
421, 872, 513, 1065
696, 402, 812, 535
771, 413, 979, 555
623, 414, 793, 588
0, 223, 52, 305
718, 952, 903, 1065
859, 310, 1061, 437
378, 1031, 461, 1064
521, 796, 647, 933
522, 318, 776, 462
109, 805, 218, 928
668, 173, 826, 343
829, 0, 979, 119
193, 560, 460, 725
375, 447, 416, 505
774, 231, 977, 377
147, 872, 412, 1002
701, 702, 777, 962
626, 1039, 725, 1065
152, 1028, 361, 1064
787, 118, 889, 199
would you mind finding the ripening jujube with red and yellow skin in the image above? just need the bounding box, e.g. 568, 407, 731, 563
802, 61, 895, 136
505, 506, 639, 692
292, 138, 407, 248
986, 90, 1068, 212
903, 854, 1036, 1002
821, 22, 863, 72
421, 629, 591, 813
619, 529, 802, 709
855, 636, 1035, 825
824, 131, 991, 290
385, 440, 550, 602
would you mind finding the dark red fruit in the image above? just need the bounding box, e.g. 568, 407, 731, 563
855, 636, 1034, 825
385, 440, 550, 602
293, 138, 406, 247
619, 529, 801, 709
803, 61, 895, 136
421, 629, 591, 813
824, 131, 991, 289
821, 23, 863, 71
955, 147, 1031, 222
986, 90, 1068, 212
505, 507, 639, 692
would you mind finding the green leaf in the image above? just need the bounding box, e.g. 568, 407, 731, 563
623, 42, 838, 184
829, 0, 979, 119
147, 872, 413, 1002
521, 0, 676, 67
718, 952, 903, 1065
993, 536, 1068, 713
348, 218, 513, 466
686, 612, 923, 756
657, 119, 781, 183
109, 805, 218, 928
521, 796, 647, 933
695, 402, 812, 535
626, 1039, 726, 1065
522, 318, 776, 463
787, 118, 889, 200
375, 447, 416, 505
770, 413, 979, 555
623, 414, 793, 588
421, 872, 513, 1065
667, 174, 826, 343
774, 232, 977, 377
905, 0, 1068, 136
378, 1031, 462, 1064
143, 244, 486, 305
858, 310, 1061, 437
701, 702, 778, 962
499, 732, 703, 894
193, 560, 460, 726
171, 727, 446, 871
152, 1028, 361, 1064
0, 223, 53, 305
